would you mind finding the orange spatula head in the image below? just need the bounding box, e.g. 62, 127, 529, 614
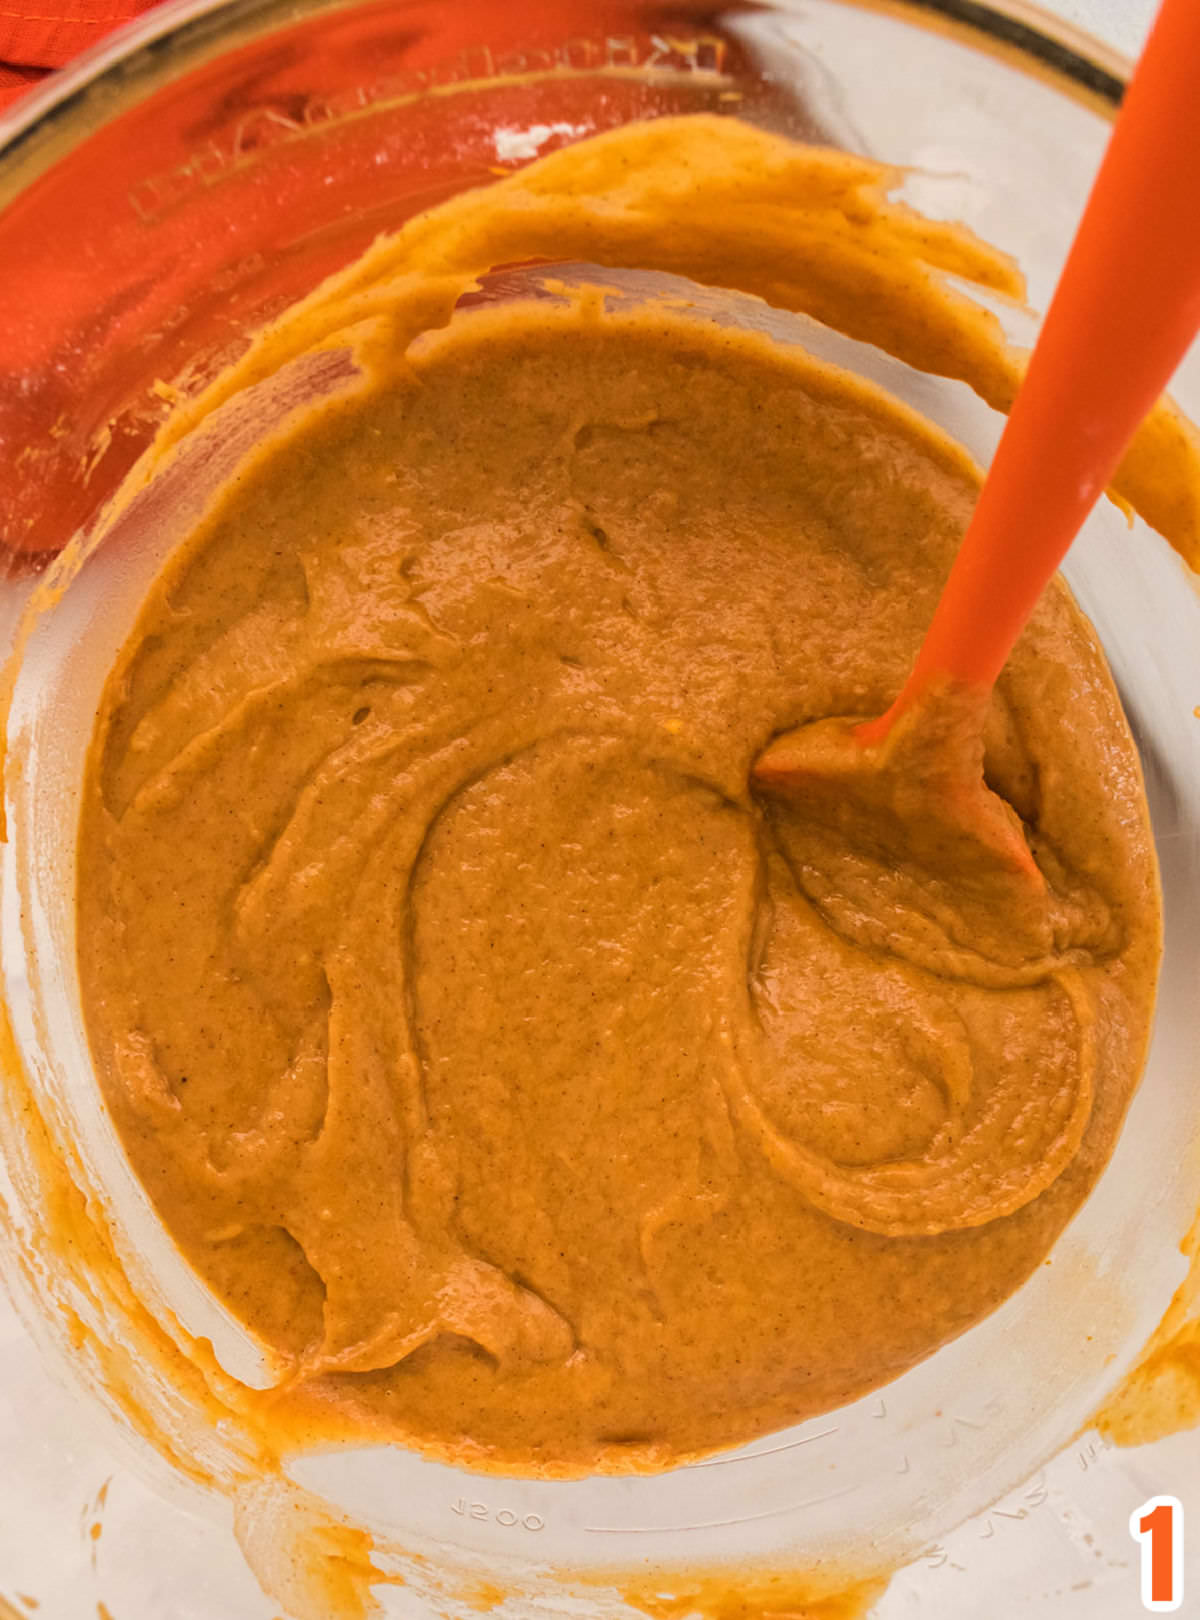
753, 0, 1200, 936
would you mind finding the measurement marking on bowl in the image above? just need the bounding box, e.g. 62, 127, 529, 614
126, 33, 730, 223
582, 1482, 859, 1535
683, 1423, 841, 1468
449, 1501, 545, 1532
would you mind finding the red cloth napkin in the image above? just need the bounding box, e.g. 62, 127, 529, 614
0, 0, 161, 114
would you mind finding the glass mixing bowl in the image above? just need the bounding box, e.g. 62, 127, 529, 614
1, 1, 1197, 1616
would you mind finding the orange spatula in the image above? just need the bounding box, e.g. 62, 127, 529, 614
753, 0, 1200, 883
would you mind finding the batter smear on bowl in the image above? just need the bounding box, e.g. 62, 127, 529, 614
75, 116, 1162, 1477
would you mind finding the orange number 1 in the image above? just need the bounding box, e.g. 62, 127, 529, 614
1130, 1495, 1184, 1612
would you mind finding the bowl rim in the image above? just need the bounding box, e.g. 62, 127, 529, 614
0, 0, 1131, 206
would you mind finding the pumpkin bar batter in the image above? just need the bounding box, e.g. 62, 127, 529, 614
76, 119, 1161, 1476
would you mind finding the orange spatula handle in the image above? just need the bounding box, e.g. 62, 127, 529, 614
868, 0, 1200, 736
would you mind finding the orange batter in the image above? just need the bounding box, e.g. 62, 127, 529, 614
75, 115, 1165, 1476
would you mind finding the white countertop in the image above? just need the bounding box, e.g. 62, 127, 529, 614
1049, 0, 1155, 58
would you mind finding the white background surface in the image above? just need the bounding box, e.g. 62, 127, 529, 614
1053, 0, 1155, 58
